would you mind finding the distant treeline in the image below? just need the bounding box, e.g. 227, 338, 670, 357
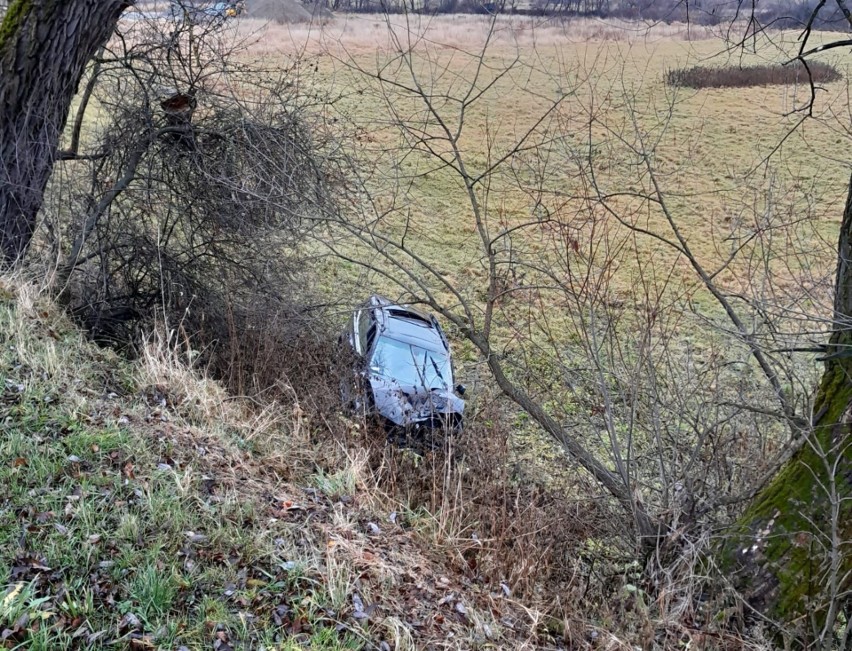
310, 0, 852, 28
3, 0, 845, 28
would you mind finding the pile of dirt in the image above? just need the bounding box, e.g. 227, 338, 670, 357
244, 0, 330, 23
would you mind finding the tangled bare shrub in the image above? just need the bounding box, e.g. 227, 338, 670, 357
48, 6, 349, 394
367, 401, 616, 601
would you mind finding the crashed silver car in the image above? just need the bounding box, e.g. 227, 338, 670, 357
340, 296, 465, 431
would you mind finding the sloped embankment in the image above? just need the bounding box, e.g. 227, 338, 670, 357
0, 280, 536, 650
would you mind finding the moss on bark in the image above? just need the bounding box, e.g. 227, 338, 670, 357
723, 368, 851, 621
0, 0, 31, 49
719, 177, 852, 635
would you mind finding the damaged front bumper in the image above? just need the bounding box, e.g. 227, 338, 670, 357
368, 377, 464, 432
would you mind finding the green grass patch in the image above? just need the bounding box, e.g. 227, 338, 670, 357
0, 296, 364, 650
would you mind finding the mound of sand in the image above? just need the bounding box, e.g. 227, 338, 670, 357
244, 0, 330, 23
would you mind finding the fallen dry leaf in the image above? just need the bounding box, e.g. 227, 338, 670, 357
129, 636, 155, 650
118, 612, 141, 632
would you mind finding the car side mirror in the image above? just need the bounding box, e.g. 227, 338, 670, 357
456, 384, 466, 396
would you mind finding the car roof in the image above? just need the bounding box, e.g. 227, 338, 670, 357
368, 295, 448, 352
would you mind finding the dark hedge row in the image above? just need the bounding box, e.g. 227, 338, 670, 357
666, 61, 843, 89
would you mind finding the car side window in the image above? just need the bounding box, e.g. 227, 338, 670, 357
365, 324, 377, 353
357, 309, 372, 354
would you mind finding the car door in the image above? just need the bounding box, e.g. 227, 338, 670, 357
346, 306, 376, 410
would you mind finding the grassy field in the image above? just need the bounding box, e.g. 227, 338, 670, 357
227, 14, 851, 305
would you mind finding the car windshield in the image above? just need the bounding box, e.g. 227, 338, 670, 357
370, 336, 452, 389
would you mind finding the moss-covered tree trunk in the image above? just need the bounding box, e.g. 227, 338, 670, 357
0, 0, 132, 267
721, 176, 852, 639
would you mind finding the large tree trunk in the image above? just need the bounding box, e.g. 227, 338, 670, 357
721, 176, 852, 637
0, 0, 132, 267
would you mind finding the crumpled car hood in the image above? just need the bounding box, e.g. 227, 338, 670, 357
368, 375, 464, 427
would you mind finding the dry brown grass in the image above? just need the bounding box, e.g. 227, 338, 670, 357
363, 402, 618, 601
115, 304, 607, 648
234, 13, 719, 56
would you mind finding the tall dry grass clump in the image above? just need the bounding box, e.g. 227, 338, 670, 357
365, 402, 616, 602
352, 405, 762, 649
